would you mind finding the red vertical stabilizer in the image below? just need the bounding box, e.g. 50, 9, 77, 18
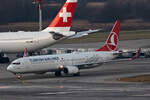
96, 21, 121, 51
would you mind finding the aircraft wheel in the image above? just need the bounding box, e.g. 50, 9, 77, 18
14, 74, 22, 79
55, 70, 62, 77
17, 75, 21, 79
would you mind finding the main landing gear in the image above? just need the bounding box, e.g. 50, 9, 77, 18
55, 70, 62, 77
54, 70, 80, 77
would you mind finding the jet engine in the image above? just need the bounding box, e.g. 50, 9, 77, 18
63, 66, 79, 75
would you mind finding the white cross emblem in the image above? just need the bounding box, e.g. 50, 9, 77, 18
59, 7, 72, 22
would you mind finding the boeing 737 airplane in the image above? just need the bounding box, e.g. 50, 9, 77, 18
7, 21, 121, 78
0, 0, 100, 62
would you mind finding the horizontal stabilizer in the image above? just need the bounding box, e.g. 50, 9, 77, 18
70, 29, 101, 39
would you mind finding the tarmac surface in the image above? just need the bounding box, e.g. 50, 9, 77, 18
0, 39, 150, 100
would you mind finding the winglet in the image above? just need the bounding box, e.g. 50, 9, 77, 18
24, 48, 28, 57
96, 20, 121, 51
70, 29, 101, 39
131, 48, 141, 60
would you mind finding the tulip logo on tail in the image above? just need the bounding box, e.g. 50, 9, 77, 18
107, 32, 119, 51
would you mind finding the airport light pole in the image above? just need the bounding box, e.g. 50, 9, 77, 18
33, 0, 44, 31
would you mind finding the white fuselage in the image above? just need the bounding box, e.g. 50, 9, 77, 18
7, 51, 117, 74
0, 31, 72, 53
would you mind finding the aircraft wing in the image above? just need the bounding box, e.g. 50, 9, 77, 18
70, 29, 101, 39
102, 58, 134, 65
104, 56, 143, 64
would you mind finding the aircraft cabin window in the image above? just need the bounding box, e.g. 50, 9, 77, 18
12, 62, 21, 65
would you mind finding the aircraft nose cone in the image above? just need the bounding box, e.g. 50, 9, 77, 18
7, 65, 14, 72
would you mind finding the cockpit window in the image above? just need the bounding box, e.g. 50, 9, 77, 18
12, 62, 21, 65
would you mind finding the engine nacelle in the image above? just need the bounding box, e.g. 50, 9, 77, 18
63, 66, 79, 74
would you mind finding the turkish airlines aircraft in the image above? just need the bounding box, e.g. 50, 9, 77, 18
0, 0, 100, 62
7, 21, 121, 77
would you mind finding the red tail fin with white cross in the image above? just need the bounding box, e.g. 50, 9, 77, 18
42, 0, 77, 32
96, 21, 121, 51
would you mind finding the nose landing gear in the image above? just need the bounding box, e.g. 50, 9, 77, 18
14, 73, 22, 79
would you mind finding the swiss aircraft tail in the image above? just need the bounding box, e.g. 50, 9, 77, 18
96, 21, 121, 51
42, 0, 77, 32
